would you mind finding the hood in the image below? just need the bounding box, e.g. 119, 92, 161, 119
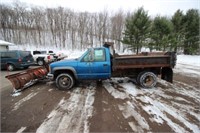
50, 59, 78, 67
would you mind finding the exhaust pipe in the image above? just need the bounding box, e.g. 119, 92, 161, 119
5, 65, 49, 92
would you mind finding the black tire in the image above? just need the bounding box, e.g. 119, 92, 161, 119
136, 71, 146, 85
139, 72, 157, 88
37, 59, 44, 66
7, 64, 15, 71
56, 73, 74, 90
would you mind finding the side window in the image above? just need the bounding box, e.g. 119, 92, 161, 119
0, 53, 4, 58
94, 49, 106, 62
0, 52, 14, 58
3, 52, 9, 58
33, 51, 41, 55
4, 52, 11, 58
9, 52, 17, 58
82, 51, 91, 62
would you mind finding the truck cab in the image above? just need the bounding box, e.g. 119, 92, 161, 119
48, 47, 112, 90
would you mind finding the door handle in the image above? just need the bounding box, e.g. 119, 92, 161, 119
103, 64, 108, 66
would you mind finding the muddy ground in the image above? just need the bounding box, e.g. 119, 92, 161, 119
0, 67, 200, 133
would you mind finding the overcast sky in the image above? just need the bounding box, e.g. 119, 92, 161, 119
1, 0, 199, 16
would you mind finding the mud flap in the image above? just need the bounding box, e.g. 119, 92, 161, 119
161, 67, 173, 83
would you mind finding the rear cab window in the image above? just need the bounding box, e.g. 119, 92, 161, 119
94, 49, 106, 62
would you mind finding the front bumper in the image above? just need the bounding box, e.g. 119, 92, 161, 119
47, 73, 54, 80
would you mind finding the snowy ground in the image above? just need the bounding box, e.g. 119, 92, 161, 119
175, 55, 200, 78
1, 53, 200, 132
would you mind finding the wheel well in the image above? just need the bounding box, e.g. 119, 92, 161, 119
37, 57, 44, 61
6, 63, 15, 71
54, 70, 76, 80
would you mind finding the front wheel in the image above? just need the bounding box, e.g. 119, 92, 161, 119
56, 73, 74, 90
138, 72, 157, 88
7, 64, 15, 71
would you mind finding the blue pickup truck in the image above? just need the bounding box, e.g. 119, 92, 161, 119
47, 42, 176, 90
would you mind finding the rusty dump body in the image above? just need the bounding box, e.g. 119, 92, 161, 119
5, 65, 49, 91
113, 52, 176, 69
111, 52, 176, 79
104, 42, 176, 81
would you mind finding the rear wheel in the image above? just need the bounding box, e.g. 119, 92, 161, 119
7, 64, 15, 71
37, 59, 44, 66
56, 73, 74, 90
137, 71, 157, 88
137, 71, 146, 85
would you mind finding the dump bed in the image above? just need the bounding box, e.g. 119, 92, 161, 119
112, 52, 176, 70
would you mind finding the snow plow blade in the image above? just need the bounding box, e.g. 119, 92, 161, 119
5, 65, 49, 92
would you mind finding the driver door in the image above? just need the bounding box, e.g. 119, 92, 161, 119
77, 50, 93, 79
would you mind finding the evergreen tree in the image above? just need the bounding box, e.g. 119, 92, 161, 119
183, 9, 199, 55
150, 16, 173, 51
171, 9, 185, 52
122, 7, 151, 54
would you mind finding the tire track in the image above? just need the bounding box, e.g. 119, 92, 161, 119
36, 83, 96, 133
103, 78, 200, 132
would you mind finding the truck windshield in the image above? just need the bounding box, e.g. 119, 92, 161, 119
76, 49, 88, 60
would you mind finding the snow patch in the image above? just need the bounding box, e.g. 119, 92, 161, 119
175, 55, 200, 77
119, 101, 150, 132
12, 92, 22, 97
103, 81, 128, 99
16, 127, 26, 133
48, 89, 53, 92
177, 55, 200, 67
141, 96, 199, 133
12, 92, 38, 111
128, 122, 137, 132
36, 85, 96, 133
115, 76, 200, 132
120, 82, 138, 96
174, 65, 200, 77
158, 79, 200, 102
